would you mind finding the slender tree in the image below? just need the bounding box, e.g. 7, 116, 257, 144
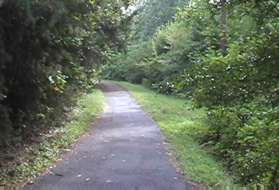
219, 0, 228, 54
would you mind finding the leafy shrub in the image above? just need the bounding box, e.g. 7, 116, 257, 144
102, 62, 127, 81
205, 103, 279, 185
102, 62, 146, 84
151, 81, 175, 95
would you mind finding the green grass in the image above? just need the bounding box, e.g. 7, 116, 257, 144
0, 90, 105, 188
117, 81, 239, 188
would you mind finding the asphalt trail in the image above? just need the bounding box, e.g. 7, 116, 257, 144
24, 82, 199, 190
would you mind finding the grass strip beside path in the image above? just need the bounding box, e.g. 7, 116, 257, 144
117, 81, 238, 188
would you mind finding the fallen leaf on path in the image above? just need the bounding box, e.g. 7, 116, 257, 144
85, 178, 91, 181
27, 181, 34, 185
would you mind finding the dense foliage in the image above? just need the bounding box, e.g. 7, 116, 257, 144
102, 0, 279, 187
130, 0, 188, 41
0, 0, 130, 148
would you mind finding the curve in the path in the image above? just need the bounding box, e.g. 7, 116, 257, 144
24, 82, 199, 190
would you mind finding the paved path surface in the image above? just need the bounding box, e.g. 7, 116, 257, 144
24, 82, 198, 190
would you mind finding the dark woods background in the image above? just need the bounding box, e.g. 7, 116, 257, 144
0, 0, 130, 147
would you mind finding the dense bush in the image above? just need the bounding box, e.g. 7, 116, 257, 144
102, 42, 152, 83
206, 102, 279, 185
0, 0, 130, 148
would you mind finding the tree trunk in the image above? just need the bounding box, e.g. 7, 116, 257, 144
220, 0, 228, 55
